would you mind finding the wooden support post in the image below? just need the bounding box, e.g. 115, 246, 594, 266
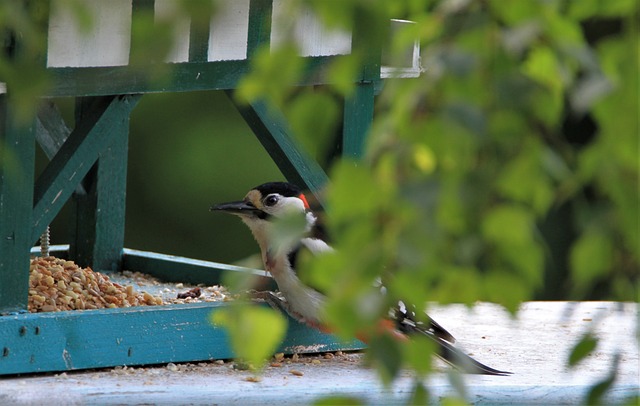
69, 95, 141, 271
343, 83, 375, 159
342, 13, 382, 160
247, 0, 273, 57
187, 3, 210, 62
229, 96, 328, 199
0, 95, 36, 314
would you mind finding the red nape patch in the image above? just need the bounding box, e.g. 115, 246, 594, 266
298, 193, 310, 210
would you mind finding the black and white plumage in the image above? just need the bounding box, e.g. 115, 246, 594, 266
211, 181, 510, 376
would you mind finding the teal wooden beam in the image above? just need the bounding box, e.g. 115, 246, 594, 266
229, 96, 328, 199
35, 101, 70, 159
68, 96, 138, 271
342, 12, 383, 159
47, 61, 249, 97
130, 0, 158, 64
31, 95, 141, 245
247, 0, 273, 57
187, 5, 210, 63
342, 83, 375, 159
0, 96, 36, 314
0, 301, 364, 375
36, 101, 87, 196
45, 56, 338, 98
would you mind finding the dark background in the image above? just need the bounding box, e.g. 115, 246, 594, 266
43, 91, 285, 266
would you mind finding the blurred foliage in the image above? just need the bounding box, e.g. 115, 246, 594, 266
234, 0, 639, 401
1, 0, 638, 403
0, 1, 50, 124
210, 303, 286, 370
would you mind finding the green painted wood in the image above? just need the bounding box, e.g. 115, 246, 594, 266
0, 96, 36, 314
45, 57, 337, 98
35, 101, 71, 160
122, 248, 276, 289
340, 13, 382, 160
0, 301, 364, 375
130, 0, 158, 65
247, 0, 273, 57
229, 96, 328, 199
68, 97, 137, 271
188, 6, 210, 63
342, 83, 375, 159
36, 101, 87, 197
31, 95, 141, 245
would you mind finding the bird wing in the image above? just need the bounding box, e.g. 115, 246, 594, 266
394, 300, 456, 343
394, 303, 511, 375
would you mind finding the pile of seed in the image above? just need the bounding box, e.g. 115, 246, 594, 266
29, 256, 163, 313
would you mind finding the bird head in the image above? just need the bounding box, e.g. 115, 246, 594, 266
210, 182, 313, 251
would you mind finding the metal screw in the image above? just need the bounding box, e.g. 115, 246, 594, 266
40, 226, 50, 257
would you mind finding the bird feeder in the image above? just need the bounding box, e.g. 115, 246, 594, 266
0, 0, 420, 375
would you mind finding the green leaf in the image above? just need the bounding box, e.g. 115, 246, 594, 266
407, 381, 430, 405
488, 0, 542, 25
287, 91, 341, 160
433, 266, 482, 305
366, 332, 403, 386
403, 335, 436, 376
210, 305, 287, 370
585, 353, 620, 405
496, 142, 555, 215
268, 210, 309, 256
326, 54, 362, 96
568, 0, 639, 19
483, 270, 529, 313
522, 46, 564, 125
568, 333, 598, 367
570, 229, 613, 292
446, 369, 468, 402
235, 44, 304, 108
328, 161, 382, 223
440, 397, 468, 406
482, 205, 534, 247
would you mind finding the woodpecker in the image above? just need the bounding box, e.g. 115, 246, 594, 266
211, 181, 510, 376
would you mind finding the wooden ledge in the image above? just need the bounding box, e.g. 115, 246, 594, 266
0, 301, 636, 404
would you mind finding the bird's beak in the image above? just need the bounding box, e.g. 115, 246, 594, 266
210, 200, 258, 215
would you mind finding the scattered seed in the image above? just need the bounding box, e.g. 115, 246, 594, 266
27, 257, 162, 313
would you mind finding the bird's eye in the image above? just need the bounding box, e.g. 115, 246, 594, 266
264, 195, 279, 207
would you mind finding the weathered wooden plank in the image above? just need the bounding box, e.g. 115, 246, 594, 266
271, 2, 351, 57
0, 301, 364, 375
1, 302, 636, 405
31, 95, 141, 245
208, 0, 250, 61
0, 96, 36, 314
47, 0, 132, 68
122, 248, 275, 289
229, 97, 329, 199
